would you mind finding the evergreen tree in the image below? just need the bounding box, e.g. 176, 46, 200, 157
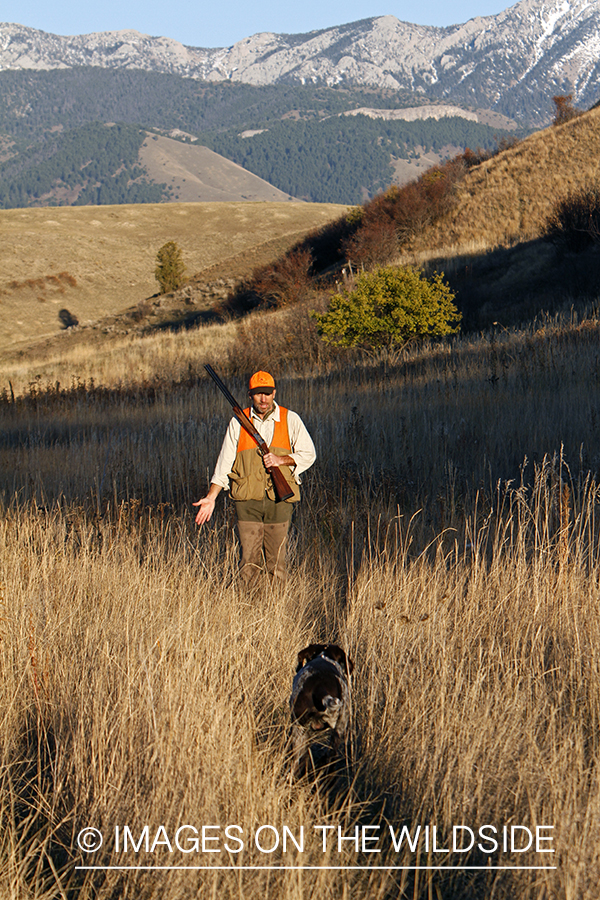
155, 241, 186, 294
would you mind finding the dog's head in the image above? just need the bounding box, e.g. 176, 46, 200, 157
296, 644, 354, 676
291, 644, 353, 733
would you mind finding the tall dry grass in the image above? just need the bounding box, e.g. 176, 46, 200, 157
0, 318, 243, 400
3, 308, 600, 897
2, 470, 600, 899
3, 306, 600, 531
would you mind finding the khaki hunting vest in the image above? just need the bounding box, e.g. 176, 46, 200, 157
228, 406, 300, 503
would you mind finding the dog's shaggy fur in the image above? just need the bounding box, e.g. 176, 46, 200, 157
289, 643, 354, 779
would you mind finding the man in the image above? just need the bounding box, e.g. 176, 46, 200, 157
194, 370, 316, 586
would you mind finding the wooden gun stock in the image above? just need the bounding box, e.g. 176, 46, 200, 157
205, 364, 294, 502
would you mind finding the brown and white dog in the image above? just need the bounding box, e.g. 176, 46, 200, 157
289, 643, 354, 779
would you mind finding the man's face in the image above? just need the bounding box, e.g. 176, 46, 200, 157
250, 388, 276, 418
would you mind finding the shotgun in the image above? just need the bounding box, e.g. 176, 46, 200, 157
205, 364, 295, 502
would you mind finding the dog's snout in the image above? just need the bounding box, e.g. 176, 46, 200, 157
322, 695, 341, 712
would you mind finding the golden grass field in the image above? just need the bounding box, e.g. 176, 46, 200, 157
0, 201, 349, 355
2, 290, 600, 898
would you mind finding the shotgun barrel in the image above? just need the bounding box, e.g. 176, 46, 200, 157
205, 364, 294, 502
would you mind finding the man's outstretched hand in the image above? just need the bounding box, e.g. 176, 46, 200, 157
193, 484, 222, 526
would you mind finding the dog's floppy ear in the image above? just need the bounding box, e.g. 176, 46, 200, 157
322, 644, 354, 676
297, 644, 327, 670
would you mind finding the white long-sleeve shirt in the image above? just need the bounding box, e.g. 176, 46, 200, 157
210, 402, 316, 491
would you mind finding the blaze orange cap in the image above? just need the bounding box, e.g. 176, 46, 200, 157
249, 370, 275, 392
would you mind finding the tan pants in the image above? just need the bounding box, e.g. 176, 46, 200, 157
237, 521, 290, 587
235, 497, 294, 588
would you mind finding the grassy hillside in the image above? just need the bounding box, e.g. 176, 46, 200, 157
138, 134, 294, 202
420, 106, 600, 253
388, 105, 600, 328
0, 200, 350, 355
203, 104, 600, 334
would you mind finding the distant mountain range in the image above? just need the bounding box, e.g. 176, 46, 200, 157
2, 0, 600, 123
0, 71, 521, 206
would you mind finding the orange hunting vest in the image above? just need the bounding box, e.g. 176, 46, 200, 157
228, 406, 300, 503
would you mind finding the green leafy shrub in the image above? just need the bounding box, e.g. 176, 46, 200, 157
312, 265, 461, 349
155, 241, 186, 294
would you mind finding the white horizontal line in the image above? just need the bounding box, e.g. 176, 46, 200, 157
75, 865, 558, 871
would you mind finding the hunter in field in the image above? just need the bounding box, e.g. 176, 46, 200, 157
194, 369, 316, 587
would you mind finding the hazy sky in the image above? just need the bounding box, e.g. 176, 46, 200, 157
4, 0, 514, 48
